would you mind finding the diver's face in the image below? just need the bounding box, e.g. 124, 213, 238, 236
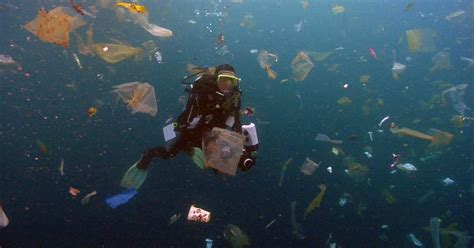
217, 70, 240, 93
217, 77, 233, 93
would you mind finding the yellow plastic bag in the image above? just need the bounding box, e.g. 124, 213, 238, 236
406, 28, 436, 53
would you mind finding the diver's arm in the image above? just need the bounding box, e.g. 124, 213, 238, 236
231, 96, 243, 133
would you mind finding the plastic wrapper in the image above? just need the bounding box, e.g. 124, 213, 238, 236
304, 184, 327, 219
430, 48, 451, 73
0, 204, 9, 228
442, 84, 471, 116
391, 62, 406, 79
112, 82, 157, 117
223, 224, 250, 247
187, 205, 211, 223
406, 28, 436, 53
300, 157, 319, 175
291, 52, 314, 81
92, 43, 142, 64
24, 7, 85, 48
203, 127, 244, 176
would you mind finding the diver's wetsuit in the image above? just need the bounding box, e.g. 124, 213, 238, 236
137, 73, 245, 170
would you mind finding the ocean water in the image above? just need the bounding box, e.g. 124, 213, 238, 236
0, 0, 473, 247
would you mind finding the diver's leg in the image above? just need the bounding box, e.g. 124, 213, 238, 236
136, 131, 188, 170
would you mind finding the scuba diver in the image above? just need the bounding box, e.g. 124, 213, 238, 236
121, 64, 259, 189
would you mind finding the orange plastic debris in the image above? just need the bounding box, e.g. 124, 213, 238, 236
69, 187, 80, 197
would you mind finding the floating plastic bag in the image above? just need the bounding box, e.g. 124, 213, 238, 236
392, 62, 406, 79
300, 157, 319, 175
187, 205, 211, 223
105, 188, 137, 209
291, 52, 314, 81
406, 28, 436, 53
203, 127, 244, 176
92, 43, 142, 64
112, 82, 157, 117
430, 48, 451, 73
24, 6, 85, 48
442, 84, 471, 116
223, 224, 250, 248
0, 204, 9, 228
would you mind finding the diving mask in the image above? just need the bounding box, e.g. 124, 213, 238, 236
217, 72, 241, 88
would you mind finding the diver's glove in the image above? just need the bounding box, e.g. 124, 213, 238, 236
238, 149, 257, 172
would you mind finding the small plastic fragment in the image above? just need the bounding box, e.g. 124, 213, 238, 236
169, 213, 181, 225
81, 191, 97, 205
0, 204, 9, 228
441, 177, 454, 186
205, 238, 213, 248
397, 163, 418, 173
69, 187, 80, 197
408, 233, 423, 247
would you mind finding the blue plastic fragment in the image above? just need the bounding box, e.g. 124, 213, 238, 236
105, 188, 138, 209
